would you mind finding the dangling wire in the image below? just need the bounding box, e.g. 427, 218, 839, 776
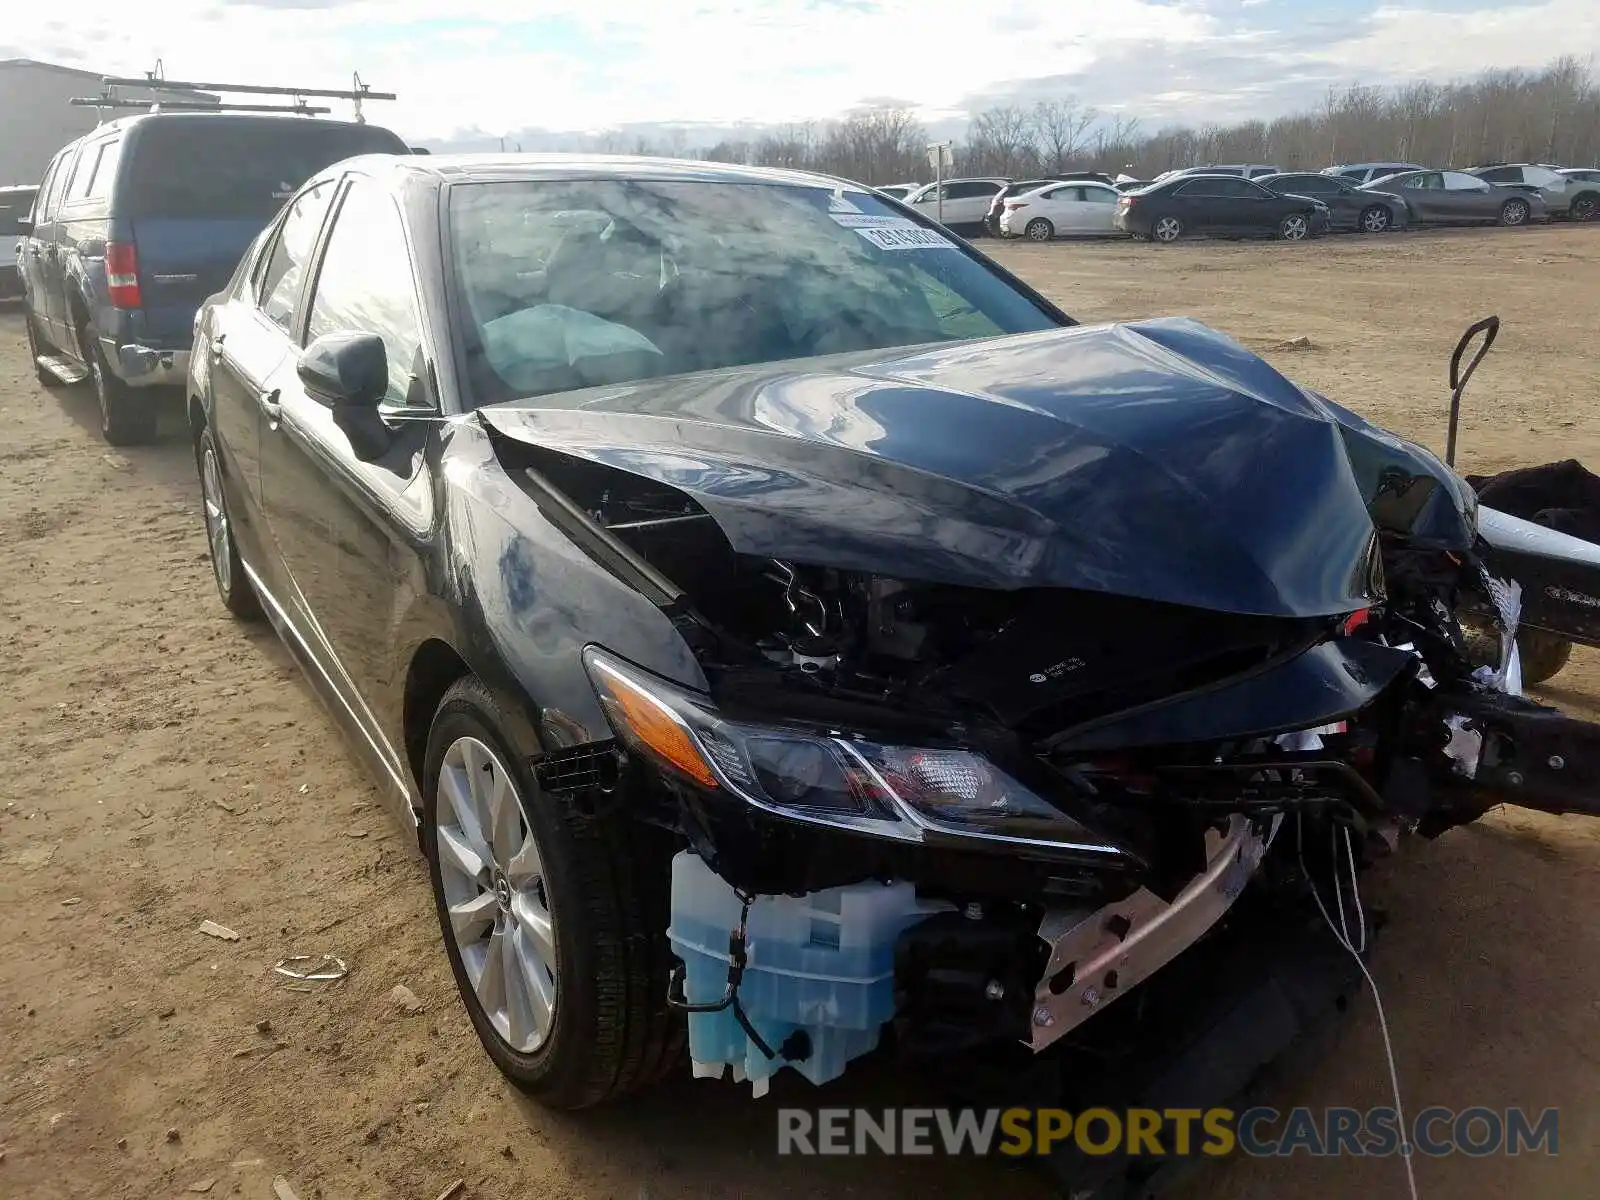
1297, 812, 1419, 1200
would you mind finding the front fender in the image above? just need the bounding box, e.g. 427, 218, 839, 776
439, 417, 708, 759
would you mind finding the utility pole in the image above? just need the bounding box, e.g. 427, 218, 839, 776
927, 141, 953, 225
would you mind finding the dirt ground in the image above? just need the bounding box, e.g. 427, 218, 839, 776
2, 224, 1598, 1200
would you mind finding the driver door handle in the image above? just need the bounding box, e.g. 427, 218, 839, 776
259, 388, 281, 421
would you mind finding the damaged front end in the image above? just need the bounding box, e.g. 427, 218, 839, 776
483, 319, 1600, 1101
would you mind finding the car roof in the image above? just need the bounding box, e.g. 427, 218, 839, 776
81, 111, 400, 138
351, 152, 897, 191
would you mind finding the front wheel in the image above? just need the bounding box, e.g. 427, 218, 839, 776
1518, 630, 1573, 685
1359, 205, 1391, 233
423, 676, 683, 1108
1570, 192, 1597, 221
1025, 218, 1055, 242
24, 310, 59, 387
82, 327, 156, 445
1279, 213, 1311, 241
1498, 198, 1530, 227
1152, 215, 1183, 243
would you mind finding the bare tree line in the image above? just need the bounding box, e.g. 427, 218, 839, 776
591, 56, 1598, 183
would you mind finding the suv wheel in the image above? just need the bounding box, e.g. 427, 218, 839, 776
423, 676, 684, 1108
81, 329, 156, 445
1152, 215, 1183, 243
1571, 192, 1597, 221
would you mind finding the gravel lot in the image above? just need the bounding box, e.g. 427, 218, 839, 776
2, 224, 1597, 1199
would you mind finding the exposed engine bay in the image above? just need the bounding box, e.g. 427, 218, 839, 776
483, 315, 1600, 1118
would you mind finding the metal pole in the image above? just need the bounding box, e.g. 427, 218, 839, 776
936, 145, 944, 226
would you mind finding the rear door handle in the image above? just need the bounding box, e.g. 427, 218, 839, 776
259, 388, 281, 421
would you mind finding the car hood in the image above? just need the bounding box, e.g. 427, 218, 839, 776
478, 318, 1461, 617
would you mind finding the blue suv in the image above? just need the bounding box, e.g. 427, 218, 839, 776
17, 112, 408, 443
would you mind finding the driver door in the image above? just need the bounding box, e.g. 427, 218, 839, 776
1398, 172, 1445, 220
258, 173, 436, 732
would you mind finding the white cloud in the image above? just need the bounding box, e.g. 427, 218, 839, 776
9, 0, 1599, 140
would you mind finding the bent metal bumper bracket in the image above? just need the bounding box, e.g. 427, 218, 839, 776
1029, 812, 1279, 1051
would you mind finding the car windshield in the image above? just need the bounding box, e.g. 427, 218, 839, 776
447, 178, 1062, 409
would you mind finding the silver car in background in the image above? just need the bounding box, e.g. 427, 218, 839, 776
1366, 169, 1548, 226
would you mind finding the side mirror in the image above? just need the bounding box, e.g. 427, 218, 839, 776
298, 331, 388, 408
297, 331, 393, 462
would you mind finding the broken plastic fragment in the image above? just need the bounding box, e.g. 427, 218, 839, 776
273, 955, 348, 983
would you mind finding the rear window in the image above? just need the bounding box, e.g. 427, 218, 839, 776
120, 120, 408, 220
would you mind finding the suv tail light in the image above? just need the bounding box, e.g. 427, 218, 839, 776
106, 242, 141, 309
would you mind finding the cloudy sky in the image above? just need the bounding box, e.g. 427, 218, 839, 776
8, 0, 1599, 143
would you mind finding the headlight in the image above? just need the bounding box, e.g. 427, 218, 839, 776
581, 646, 1123, 859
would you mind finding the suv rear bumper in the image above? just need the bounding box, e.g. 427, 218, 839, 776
103, 337, 190, 389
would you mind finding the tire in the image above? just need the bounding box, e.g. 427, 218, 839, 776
81, 326, 156, 445
1152, 215, 1183, 243
23, 310, 59, 387
1279, 213, 1311, 241
1517, 630, 1573, 686
194, 424, 262, 621
423, 676, 683, 1109
1498, 198, 1530, 227
1570, 192, 1597, 222
1359, 205, 1391, 233
1025, 218, 1055, 242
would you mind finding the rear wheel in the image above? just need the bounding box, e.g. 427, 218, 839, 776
1279, 213, 1311, 241
1025, 218, 1055, 242
423, 676, 683, 1108
81, 325, 156, 445
1570, 192, 1597, 221
1152, 215, 1183, 243
1498, 198, 1530, 227
195, 425, 262, 621
1359, 205, 1391, 233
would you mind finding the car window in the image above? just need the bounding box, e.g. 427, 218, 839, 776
1289, 175, 1338, 195
1473, 167, 1519, 183
1337, 169, 1368, 181
258, 179, 338, 330
446, 179, 1061, 409
85, 139, 123, 201
304, 179, 427, 407
1081, 186, 1117, 203
119, 119, 407, 221
1444, 171, 1489, 191
1172, 179, 1213, 196
946, 181, 1001, 200
1401, 173, 1441, 190
1523, 166, 1562, 186
0, 191, 38, 236
40, 147, 78, 221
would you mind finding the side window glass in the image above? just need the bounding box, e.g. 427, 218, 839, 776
85, 139, 122, 201
65, 144, 103, 203
258, 180, 338, 330
304, 180, 426, 407
42, 148, 77, 220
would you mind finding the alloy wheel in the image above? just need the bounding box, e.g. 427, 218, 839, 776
1026, 219, 1053, 242
1154, 216, 1182, 242
1503, 200, 1528, 226
1282, 215, 1310, 241
1362, 207, 1390, 233
435, 735, 558, 1053
201, 444, 232, 595
1571, 195, 1596, 221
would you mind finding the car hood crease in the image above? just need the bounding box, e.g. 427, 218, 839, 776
479, 318, 1382, 618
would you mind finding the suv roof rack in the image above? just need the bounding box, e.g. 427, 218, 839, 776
68, 59, 395, 123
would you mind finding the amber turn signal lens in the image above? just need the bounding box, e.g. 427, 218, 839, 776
596, 671, 719, 789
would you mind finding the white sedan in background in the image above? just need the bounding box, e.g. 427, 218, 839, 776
999, 180, 1124, 240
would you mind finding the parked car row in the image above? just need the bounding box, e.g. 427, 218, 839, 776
874, 156, 1599, 245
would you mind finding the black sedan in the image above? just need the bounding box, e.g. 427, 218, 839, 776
1113, 173, 1328, 242
1256, 171, 1408, 233
187, 153, 1588, 1132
